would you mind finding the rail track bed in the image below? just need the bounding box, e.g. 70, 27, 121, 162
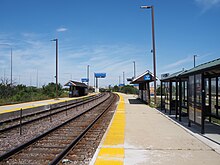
0, 94, 103, 132
0, 93, 118, 165
0, 93, 106, 155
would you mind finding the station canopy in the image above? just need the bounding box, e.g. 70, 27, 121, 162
130, 70, 158, 84
160, 58, 220, 81
64, 80, 87, 88
160, 70, 186, 82
180, 58, 220, 77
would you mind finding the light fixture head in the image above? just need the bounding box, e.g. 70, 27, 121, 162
140, 5, 152, 9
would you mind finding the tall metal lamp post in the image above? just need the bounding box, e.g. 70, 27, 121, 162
87, 65, 90, 86
133, 61, 136, 78
51, 39, 58, 99
194, 55, 197, 67
141, 5, 157, 105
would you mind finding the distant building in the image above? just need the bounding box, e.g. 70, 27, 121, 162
64, 80, 88, 97
130, 70, 158, 104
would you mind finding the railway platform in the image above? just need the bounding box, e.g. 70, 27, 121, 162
91, 93, 220, 165
0, 93, 97, 119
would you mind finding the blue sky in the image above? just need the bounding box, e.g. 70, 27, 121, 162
0, 0, 220, 87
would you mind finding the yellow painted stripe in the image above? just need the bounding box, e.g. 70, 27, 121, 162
94, 93, 125, 165
0, 93, 98, 114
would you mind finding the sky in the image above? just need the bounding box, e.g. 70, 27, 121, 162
0, 0, 220, 88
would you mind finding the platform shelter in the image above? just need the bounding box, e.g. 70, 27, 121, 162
160, 70, 187, 117
130, 70, 157, 104
160, 58, 220, 133
64, 80, 88, 97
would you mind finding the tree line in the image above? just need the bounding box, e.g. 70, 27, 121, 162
0, 80, 67, 105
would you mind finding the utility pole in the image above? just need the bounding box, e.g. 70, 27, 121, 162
123, 72, 125, 85
10, 48, 12, 86
51, 39, 58, 99
194, 55, 197, 67
36, 69, 38, 88
141, 5, 157, 105
119, 76, 120, 85
87, 65, 90, 86
133, 61, 136, 78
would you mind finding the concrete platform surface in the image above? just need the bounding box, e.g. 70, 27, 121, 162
91, 93, 220, 165
0, 93, 96, 115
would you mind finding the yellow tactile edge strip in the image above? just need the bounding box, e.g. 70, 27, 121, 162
92, 93, 125, 165
0, 93, 98, 114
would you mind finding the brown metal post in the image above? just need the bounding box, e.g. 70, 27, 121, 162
19, 108, 22, 135
50, 104, 52, 122
140, 5, 157, 106
66, 101, 67, 116
10, 48, 13, 86
151, 6, 157, 107
56, 39, 58, 99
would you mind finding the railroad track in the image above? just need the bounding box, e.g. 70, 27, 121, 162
61, 93, 118, 164
0, 93, 117, 165
0, 93, 108, 156
0, 93, 104, 133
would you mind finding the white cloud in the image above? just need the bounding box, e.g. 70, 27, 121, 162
162, 56, 193, 72
56, 27, 68, 32
195, 0, 220, 11
0, 32, 146, 87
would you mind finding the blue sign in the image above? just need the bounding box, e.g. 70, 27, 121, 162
95, 73, 106, 78
119, 84, 125, 87
81, 78, 89, 82
144, 74, 151, 81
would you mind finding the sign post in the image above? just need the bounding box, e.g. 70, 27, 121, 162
81, 78, 89, 83
94, 73, 106, 92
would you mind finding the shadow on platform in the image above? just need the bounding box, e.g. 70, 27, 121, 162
158, 109, 220, 145
128, 99, 145, 105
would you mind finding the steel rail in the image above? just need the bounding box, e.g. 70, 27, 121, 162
0, 94, 104, 133
0, 94, 102, 125
0, 93, 110, 162
50, 93, 117, 165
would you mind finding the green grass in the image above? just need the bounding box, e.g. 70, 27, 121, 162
211, 117, 220, 125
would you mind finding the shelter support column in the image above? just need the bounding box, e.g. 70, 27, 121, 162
146, 82, 150, 104
201, 73, 205, 134
160, 81, 163, 111
169, 80, 172, 115
175, 80, 178, 119
179, 78, 182, 121
187, 79, 191, 127
208, 77, 211, 122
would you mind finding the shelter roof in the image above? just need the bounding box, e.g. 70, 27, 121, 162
180, 58, 220, 76
130, 70, 158, 84
161, 70, 186, 81
64, 80, 87, 88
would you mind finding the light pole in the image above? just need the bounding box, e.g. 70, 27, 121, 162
119, 75, 121, 85
141, 5, 157, 105
123, 72, 125, 85
51, 39, 58, 99
87, 65, 90, 86
94, 72, 95, 89
133, 61, 136, 78
0, 44, 13, 86
194, 55, 197, 67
